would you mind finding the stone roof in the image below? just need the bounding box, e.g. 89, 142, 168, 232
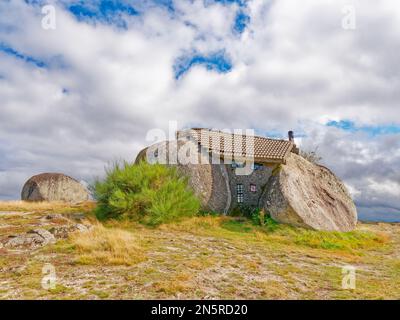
178, 128, 295, 164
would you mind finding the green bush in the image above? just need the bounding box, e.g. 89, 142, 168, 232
231, 204, 258, 218
93, 161, 201, 226
251, 208, 279, 231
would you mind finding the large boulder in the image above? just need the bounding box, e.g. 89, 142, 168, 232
21, 173, 89, 202
262, 153, 357, 231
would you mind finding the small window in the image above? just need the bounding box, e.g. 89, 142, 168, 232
250, 184, 257, 193
154, 149, 159, 158
251, 163, 263, 170
236, 184, 244, 203
232, 161, 245, 169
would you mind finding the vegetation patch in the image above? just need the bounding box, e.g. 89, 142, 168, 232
287, 228, 389, 252
93, 161, 200, 226
166, 215, 388, 253
221, 220, 253, 233
69, 223, 146, 266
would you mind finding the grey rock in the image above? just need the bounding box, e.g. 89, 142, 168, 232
28, 228, 56, 244
21, 173, 89, 203
3, 228, 56, 249
262, 153, 358, 231
49, 223, 91, 239
42, 213, 65, 221
75, 223, 90, 232
4, 234, 44, 249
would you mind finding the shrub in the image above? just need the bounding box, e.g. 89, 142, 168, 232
300, 146, 323, 164
231, 204, 258, 218
93, 161, 200, 226
251, 208, 279, 231
230, 206, 279, 231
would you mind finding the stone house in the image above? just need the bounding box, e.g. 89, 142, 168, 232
136, 128, 300, 214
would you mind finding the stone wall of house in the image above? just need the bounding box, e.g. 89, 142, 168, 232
226, 163, 276, 211
176, 163, 230, 213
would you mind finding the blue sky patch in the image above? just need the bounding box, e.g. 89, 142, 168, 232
211, 0, 247, 7
150, 0, 175, 12
233, 10, 250, 34
0, 43, 47, 68
67, 1, 139, 28
208, 0, 250, 34
327, 120, 355, 131
174, 50, 232, 79
327, 120, 400, 136
24, 0, 47, 5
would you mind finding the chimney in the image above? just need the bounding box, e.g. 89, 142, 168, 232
288, 131, 294, 142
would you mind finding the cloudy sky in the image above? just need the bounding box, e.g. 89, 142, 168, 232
0, 0, 399, 221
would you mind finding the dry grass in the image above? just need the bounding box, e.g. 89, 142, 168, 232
0, 200, 96, 214
158, 215, 227, 232
68, 223, 146, 266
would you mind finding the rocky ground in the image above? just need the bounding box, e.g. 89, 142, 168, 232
0, 201, 399, 300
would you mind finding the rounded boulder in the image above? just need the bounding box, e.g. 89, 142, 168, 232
21, 173, 89, 203
263, 153, 357, 231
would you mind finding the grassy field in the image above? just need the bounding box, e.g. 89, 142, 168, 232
0, 201, 399, 300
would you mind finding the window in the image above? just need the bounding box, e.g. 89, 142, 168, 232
251, 163, 263, 170
250, 184, 257, 193
231, 161, 245, 169
236, 184, 244, 203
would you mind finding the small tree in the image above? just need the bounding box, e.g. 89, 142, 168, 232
300, 146, 323, 164
93, 161, 200, 226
